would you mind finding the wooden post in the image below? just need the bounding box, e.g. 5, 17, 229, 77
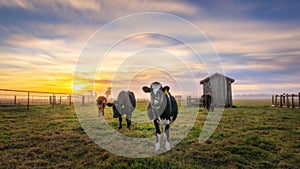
271, 95, 274, 106
69, 94, 72, 105
14, 95, 17, 105
275, 95, 278, 107
298, 92, 300, 109
186, 96, 188, 105
286, 94, 290, 108
279, 95, 283, 108
52, 93, 55, 108
291, 94, 295, 109
282, 93, 285, 107
59, 96, 62, 105
49, 96, 52, 105
27, 91, 30, 110
82, 95, 85, 106
187, 96, 189, 106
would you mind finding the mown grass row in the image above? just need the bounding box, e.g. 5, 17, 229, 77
0, 100, 299, 168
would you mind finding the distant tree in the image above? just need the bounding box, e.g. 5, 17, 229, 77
105, 87, 112, 99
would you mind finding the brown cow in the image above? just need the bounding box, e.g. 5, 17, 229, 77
96, 96, 107, 116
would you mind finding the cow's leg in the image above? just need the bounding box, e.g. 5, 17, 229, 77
126, 113, 131, 129
118, 114, 122, 130
154, 119, 161, 151
164, 120, 171, 151
208, 96, 213, 112
98, 108, 104, 116
210, 104, 214, 112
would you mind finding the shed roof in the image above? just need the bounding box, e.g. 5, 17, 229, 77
200, 73, 235, 84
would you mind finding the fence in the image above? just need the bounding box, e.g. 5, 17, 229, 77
0, 89, 95, 109
271, 92, 300, 108
187, 96, 202, 107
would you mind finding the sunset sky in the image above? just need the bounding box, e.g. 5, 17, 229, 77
0, 0, 299, 98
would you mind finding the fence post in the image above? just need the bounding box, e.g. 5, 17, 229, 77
186, 96, 188, 105
298, 92, 300, 109
271, 95, 274, 106
52, 93, 55, 108
283, 93, 286, 107
286, 94, 290, 108
14, 95, 17, 105
279, 95, 283, 108
82, 95, 85, 106
49, 96, 52, 105
275, 95, 278, 107
291, 94, 295, 109
69, 94, 72, 105
59, 96, 62, 104
27, 91, 30, 110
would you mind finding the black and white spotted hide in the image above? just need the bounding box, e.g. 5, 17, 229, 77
142, 82, 178, 151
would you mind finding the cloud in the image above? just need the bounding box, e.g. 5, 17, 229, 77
233, 82, 300, 95
191, 18, 300, 75
1, 1, 299, 95
100, 0, 199, 16
0, 0, 101, 13
3, 34, 80, 64
0, 0, 199, 22
0, 32, 80, 93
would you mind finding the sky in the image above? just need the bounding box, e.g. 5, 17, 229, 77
0, 0, 299, 98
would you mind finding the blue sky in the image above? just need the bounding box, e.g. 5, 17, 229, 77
0, 0, 299, 96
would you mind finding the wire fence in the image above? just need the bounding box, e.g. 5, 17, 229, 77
0, 89, 95, 109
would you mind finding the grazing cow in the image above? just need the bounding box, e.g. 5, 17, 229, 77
201, 93, 213, 112
142, 82, 178, 151
96, 96, 107, 116
107, 90, 136, 130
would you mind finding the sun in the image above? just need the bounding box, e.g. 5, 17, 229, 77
72, 84, 85, 92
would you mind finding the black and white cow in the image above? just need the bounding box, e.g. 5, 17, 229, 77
142, 82, 178, 151
107, 90, 136, 130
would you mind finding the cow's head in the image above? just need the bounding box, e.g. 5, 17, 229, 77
107, 91, 135, 118
142, 82, 169, 114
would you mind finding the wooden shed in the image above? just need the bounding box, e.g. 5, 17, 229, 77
200, 73, 235, 107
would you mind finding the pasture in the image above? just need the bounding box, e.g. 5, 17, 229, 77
0, 100, 299, 168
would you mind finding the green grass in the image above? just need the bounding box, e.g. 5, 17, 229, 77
0, 100, 299, 168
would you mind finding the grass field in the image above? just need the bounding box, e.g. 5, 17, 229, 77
0, 100, 299, 168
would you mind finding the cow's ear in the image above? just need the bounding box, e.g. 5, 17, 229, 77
162, 86, 170, 93
142, 86, 150, 93
107, 103, 114, 107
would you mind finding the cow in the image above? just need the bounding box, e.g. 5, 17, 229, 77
142, 82, 178, 151
107, 90, 136, 130
96, 96, 107, 116
201, 93, 213, 112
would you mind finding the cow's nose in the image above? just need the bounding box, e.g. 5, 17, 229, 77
153, 100, 159, 106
